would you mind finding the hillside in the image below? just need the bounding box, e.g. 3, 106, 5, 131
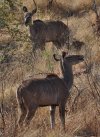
0, 0, 100, 137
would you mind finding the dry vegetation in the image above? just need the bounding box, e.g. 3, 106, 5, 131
0, 0, 100, 137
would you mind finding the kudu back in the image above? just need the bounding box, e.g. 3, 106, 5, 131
23, 0, 70, 51
16, 52, 84, 129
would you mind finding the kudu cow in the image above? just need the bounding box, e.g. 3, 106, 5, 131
23, 0, 70, 51
16, 52, 84, 130
47, 0, 53, 9
46, 73, 59, 78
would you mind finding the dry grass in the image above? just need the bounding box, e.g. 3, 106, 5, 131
0, 0, 100, 137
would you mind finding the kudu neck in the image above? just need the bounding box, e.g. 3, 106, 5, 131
61, 61, 73, 90
28, 19, 33, 28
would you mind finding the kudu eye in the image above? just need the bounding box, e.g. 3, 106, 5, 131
79, 55, 84, 61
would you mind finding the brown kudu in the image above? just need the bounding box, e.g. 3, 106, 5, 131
23, 0, 70, 51
16, 52, 84, 130
47, 0, 53, 9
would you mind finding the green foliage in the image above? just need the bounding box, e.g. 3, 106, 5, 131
0, 54, 5, 63
43, 50, 54, 72
0, 3, 7, 28
0, 0, 26, 40
0, 53, 10, 64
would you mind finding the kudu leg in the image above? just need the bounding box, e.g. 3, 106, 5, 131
59, 104, 65, 130
47, 0, 53, 9
32, 42, 45, 59
50, 105, 56, 129
18, 107, 27, 127
53, 41, 62, 49
25, 105, 37, 126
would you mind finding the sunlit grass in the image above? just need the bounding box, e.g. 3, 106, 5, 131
0, 0, 100, 137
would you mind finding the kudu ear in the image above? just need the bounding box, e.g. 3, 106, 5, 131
53, 54, 61, 61
23, 6, 28, 12
31, 8, 37, 15
62, 51, 68, 59
31, 0, 37, 15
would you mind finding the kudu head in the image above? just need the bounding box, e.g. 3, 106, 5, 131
53, 52, 84, 66
53, 52, 84, 90
23, 0, 37, 26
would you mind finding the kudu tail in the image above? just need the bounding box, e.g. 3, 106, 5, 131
17, 86, 26, 112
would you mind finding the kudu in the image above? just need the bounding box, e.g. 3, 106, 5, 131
47, 0, 53, 9
46, 73, 59, 78
16, 52, 84, 130
23, 0, 70, 51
